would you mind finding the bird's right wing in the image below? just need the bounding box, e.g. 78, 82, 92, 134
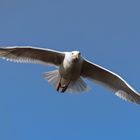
0, 46, 65, 66
81, 59, 140, 105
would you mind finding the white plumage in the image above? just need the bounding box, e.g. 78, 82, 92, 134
0, 46, 140, 105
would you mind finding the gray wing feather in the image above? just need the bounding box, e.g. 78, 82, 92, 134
0, 46, 65, 66
81, 59, 140, 105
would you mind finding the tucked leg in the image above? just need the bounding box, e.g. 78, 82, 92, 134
57, 77, 62, 91
61, 80, 71, 93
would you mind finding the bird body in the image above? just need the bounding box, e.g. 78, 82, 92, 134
0, 46, 140, 105
44, 51, 87, 93
59, 51, 82, 79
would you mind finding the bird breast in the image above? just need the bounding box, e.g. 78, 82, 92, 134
59, 57, 83, 80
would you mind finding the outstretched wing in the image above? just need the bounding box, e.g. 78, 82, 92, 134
81, 59, 140, 105
0, 46, 65, 66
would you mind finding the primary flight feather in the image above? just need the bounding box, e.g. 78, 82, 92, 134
0, 46, 140, 105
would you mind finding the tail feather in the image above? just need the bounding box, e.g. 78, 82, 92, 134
43, 70, 89, 93
43, 70, 60, 88
67, 78, 89, 93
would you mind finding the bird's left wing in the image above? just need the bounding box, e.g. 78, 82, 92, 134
81, 59, 140, 105
0, 46, 65, 66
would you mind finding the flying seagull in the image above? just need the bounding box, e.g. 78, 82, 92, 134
0, 46, 140, 105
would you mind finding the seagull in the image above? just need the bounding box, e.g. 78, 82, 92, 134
0, 46, 140, 105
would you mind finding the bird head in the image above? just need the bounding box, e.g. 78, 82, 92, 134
71, 51, 81, 61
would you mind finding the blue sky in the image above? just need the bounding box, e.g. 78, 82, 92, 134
0, 0, 140, 140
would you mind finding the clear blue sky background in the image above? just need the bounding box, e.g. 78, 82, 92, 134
0, 0, 140, 140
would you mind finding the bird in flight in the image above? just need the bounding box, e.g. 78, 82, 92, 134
0, 46, 140, 105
